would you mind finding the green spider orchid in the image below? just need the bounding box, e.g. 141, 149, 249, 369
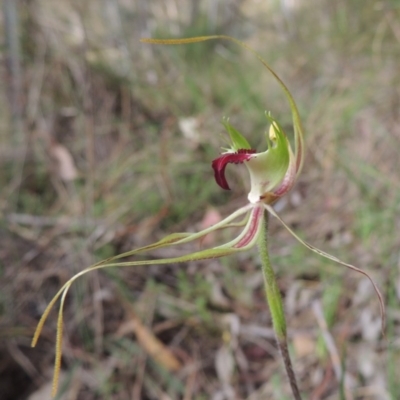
212, 115, 296, 205
32, 35, 384, 398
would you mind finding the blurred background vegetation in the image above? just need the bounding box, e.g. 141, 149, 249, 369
1, 0, 399, 399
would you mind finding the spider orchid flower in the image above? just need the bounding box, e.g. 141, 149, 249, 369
209, 112, 384, 331
212, 115, 297, 205
32, 35, 385, 397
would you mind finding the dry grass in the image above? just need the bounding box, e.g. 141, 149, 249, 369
1, 0, 400, 399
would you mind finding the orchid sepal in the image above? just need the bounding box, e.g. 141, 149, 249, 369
264, 203, 386, 333
31, 202, 267, 397
141, 35, 305, 183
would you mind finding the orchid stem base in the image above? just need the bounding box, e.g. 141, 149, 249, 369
258, 210, 302, 400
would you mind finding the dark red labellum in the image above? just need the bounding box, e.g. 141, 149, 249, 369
212, 149, 256, 190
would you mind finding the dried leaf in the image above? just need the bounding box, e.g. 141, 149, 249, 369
119, 305, 181, 372
178, 117, 200, 144
215, 345, 235, 384
206, 272, 230, 309
292, 334, 315, 358
50, 144, 78, 181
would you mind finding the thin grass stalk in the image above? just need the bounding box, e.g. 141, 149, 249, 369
3, 0, 23, 137
258, 211, 302, 400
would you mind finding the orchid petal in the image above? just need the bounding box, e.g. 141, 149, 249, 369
218, 204, 264, 249
32, 204, 253, 348
31, 203, 265, 396
264, 203, 385, 333
233, 205, 264, 248
84, 204, 253, 269
35, 245, 253, 396
35, 242, 248, 396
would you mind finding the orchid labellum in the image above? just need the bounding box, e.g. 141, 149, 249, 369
32, 36, 385, 399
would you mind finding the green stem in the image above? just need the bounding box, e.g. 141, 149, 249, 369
258, 211, 302, 400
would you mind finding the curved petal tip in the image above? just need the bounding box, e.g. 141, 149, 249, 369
212, 149, 256, 190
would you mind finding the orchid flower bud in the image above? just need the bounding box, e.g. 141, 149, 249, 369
212, 115, 296, 205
